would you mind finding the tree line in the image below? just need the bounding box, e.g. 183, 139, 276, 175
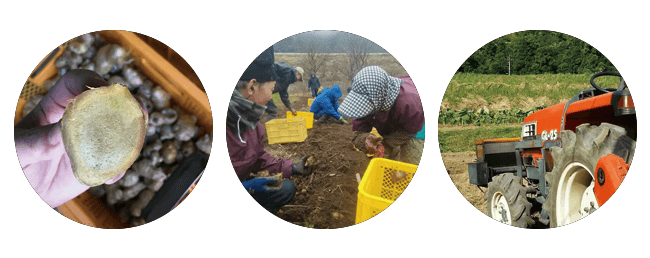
457, 31, 617, 75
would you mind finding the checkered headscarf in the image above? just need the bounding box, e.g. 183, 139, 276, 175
338, 66, 402, 119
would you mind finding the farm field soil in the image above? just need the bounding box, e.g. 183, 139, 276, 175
262, 91, 371, 228
438, 125, 491, 215
441, 151, 487, 215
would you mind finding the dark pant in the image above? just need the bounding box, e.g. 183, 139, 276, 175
311, 87, 318, 97
315, 114, 339, 124
265, 99, 278, 121
250, 179, 296, 214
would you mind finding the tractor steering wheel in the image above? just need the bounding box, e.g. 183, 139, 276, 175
590, 71, 623, 93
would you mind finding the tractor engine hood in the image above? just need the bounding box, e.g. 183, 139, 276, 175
522, 91, 627, 141
521, 102, 566, 140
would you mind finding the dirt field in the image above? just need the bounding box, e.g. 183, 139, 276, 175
441, 151, 487, 215
439, 122, 489, 215
262, 88, 373, 228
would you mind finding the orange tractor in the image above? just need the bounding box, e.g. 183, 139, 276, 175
468, 72, 635, 228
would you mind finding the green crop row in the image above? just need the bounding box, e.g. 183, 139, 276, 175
438, 126, 521, 153
438, 105, 546, 126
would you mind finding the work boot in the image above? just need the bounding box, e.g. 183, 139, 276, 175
316, 115, 330, 124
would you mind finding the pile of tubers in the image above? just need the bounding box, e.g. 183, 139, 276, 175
23, 32, 212, 227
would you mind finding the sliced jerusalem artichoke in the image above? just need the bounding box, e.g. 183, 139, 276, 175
61, 84, 147, 187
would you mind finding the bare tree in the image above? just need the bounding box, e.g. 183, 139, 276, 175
297, 36, 331, 77
339, 34, 372, 81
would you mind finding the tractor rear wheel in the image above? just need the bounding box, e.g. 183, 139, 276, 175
486, 173, 535, 228
543, 123, 635, 228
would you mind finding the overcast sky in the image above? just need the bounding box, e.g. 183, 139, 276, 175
273, 30, 388, 53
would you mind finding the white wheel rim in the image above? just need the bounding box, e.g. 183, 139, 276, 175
491, 191, 512, 225
555, 162, 599, 227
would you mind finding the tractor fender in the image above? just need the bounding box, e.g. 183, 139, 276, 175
594, 154, 629, 206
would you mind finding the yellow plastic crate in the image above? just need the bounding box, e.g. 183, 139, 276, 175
286, 111, 313, 129
355, 158, 417, 224
265, 117, 308, 144
307, 98, 315, 107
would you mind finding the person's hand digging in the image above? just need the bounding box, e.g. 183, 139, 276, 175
292, 156, 314, 176
365, 134, 383, 152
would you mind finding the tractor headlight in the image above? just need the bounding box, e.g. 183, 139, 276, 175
476, 144, 484, 161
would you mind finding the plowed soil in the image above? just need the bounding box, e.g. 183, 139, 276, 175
262, 92, 371, 228
441, 151, 487, 214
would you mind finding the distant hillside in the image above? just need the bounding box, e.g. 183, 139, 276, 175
458, 30, 617, 75
273, 30, 388, 53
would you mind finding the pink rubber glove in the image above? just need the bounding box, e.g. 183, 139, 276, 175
15, 70, 135, 208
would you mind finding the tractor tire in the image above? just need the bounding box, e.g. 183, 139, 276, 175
486, 173, 535, 228
542, 123, 635, 228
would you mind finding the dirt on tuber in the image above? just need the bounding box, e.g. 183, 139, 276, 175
251, 170, 283, 187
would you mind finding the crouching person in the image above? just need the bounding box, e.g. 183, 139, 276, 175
338, 66, 424, 164
310, 85, 348, 124
227, 46, 312, 214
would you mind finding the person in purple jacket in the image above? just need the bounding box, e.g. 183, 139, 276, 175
226, 46, 313, 214
338, 66, 425, 164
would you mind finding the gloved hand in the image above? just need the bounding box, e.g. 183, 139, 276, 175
339, 117, 348, 124
15, 70, 140, 208
365, 134, 385, 157
290, 107, 298, 116
242, 177, 281, 193
353, 132, 383, 155
365, 134, 383, 153
292, 156, 314, 176
372, 144, 385, 158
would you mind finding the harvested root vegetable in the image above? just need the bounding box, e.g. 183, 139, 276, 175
390, 170, 408, 184
251, 170, 283, 187
352, 132, 384, 158
352, 133, 371, 153
357, 133, 383, 153
151, 86, 171, 110
161, 141, 178, 165
173, 114, 198, 141
196, 133, 212, 154
94, 44, 131, 76
61, 84, 147, 186
305, 155, 315, 167
130, 189, 155, 217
